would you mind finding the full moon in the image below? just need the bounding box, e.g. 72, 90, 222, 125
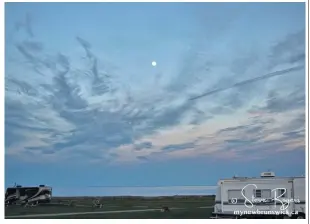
152, 61, 157, 67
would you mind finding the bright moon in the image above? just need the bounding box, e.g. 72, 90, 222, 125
152, 61, 157, 67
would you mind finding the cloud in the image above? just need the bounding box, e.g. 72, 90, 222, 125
187, 30, 305, 120
135, 142, 153, 151
251, 89, 304, 114
5, 13, 305, 165
268, 30, 305, 69
108, 106, 304, 164
15, 13, 34, 37
162, 142, 196, 151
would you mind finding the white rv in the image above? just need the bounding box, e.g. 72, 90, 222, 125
212, 172, 305, 219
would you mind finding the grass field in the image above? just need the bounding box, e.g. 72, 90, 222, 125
5, 195, 215, 219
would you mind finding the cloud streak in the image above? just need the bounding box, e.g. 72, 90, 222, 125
189, 65, 304, 101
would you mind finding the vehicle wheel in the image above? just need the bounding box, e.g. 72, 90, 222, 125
297, 215, 305, 219
283, 215, 290, 219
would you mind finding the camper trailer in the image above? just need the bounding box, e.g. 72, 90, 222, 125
5, 185, 52, 206
212, 172, 305, 219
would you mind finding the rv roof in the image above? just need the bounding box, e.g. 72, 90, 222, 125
6, 186, 51, 189
219, 176, 304, 182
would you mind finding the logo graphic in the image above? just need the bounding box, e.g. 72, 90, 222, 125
231, 198, 238, 204
230, 184, 300, 211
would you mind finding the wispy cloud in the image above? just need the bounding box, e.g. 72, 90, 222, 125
5, 10, 305, 167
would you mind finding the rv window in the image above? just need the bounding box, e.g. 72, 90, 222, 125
255, 189, 271, 198
277, 189, 286, 198
6, 188, 16, 195
41, 190, 51, 195
25, 188, 39, 197
255, 189, 262, 198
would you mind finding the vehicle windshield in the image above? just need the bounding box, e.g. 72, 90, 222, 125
6, 188, 16, 196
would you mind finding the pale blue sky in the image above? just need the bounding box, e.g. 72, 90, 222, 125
5, 2, 305, 196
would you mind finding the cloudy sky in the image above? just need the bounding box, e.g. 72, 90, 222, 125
5, 2, 306, 196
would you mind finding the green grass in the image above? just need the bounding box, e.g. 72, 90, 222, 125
5, 195, 215, 219
7, 208, 214, 219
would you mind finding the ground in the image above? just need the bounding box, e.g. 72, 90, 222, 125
5, 195, 215, 219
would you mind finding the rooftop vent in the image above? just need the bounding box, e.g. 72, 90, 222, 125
260, 171, 275, 177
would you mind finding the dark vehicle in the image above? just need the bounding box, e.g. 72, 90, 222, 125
5, 185, 52, 206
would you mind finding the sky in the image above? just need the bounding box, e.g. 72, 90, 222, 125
5, 2, 306, 196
